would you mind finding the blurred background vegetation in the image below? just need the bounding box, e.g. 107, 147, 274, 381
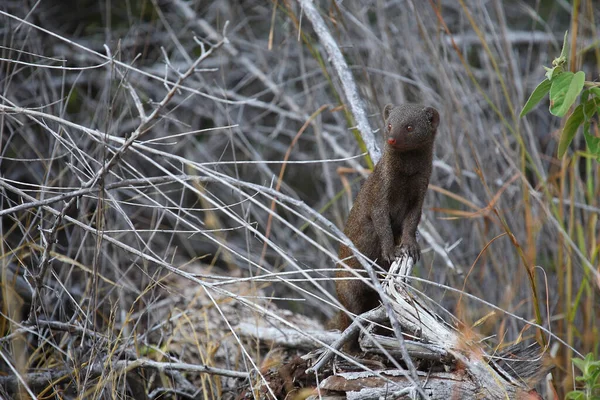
0, 0, 598, 398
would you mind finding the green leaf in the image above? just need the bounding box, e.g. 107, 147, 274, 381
589, 87, 600, 97
584, 353, 596, 363
584, 121, 590, 136
560, 31, 569, 60
558, 104, 584, 157
590, 359, 600, 368
550, 71, 586, 117
582, 121, 598, 162
566, 391, 585, 400
583, 98, 599, 120
520, 79, 551, 117
544, 66, 563, 81
584, 130, 600, 156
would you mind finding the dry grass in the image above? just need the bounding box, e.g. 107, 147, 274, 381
0, 0, 598, 398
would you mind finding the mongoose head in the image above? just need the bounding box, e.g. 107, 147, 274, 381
382, 103, 440, 152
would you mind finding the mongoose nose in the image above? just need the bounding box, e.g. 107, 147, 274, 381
387, 138, 397, 146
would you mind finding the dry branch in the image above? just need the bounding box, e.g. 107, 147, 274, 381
0, 357, 246, 395
297, 0, 380, 163
306, 257, 553, 399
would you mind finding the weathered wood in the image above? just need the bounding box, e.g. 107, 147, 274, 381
235, 256, 552, 399
237, 321, 339, 350
310, 256, 552, 399
319, 369, 477, 400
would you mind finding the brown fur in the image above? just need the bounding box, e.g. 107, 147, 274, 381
335, 103, 440, 351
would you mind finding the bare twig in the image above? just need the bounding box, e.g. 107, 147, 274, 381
307, 307, 388, 373
0, 175, 210, 217
16, 27, 227, 321
296, 0, 380, 163
0, 357, 247, 395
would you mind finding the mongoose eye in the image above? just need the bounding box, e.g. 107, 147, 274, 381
387, 123, 392, 131
406, 125, 413, 132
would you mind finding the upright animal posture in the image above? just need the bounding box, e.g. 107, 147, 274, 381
335, 103, 440, 351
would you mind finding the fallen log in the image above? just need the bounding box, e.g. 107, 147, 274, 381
308, 256, 552, 399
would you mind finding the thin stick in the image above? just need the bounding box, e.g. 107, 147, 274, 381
296, 0, 380, 163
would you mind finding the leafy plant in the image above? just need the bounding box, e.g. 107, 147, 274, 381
520, 31, 600, 161
566, 353, 600, 400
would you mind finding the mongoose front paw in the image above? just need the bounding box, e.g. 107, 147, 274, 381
382, 246, 397, 264
395, 240, 421, 261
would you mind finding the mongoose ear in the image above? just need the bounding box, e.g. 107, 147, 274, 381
383, 104, 394, 121
424, 106, 440, 130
